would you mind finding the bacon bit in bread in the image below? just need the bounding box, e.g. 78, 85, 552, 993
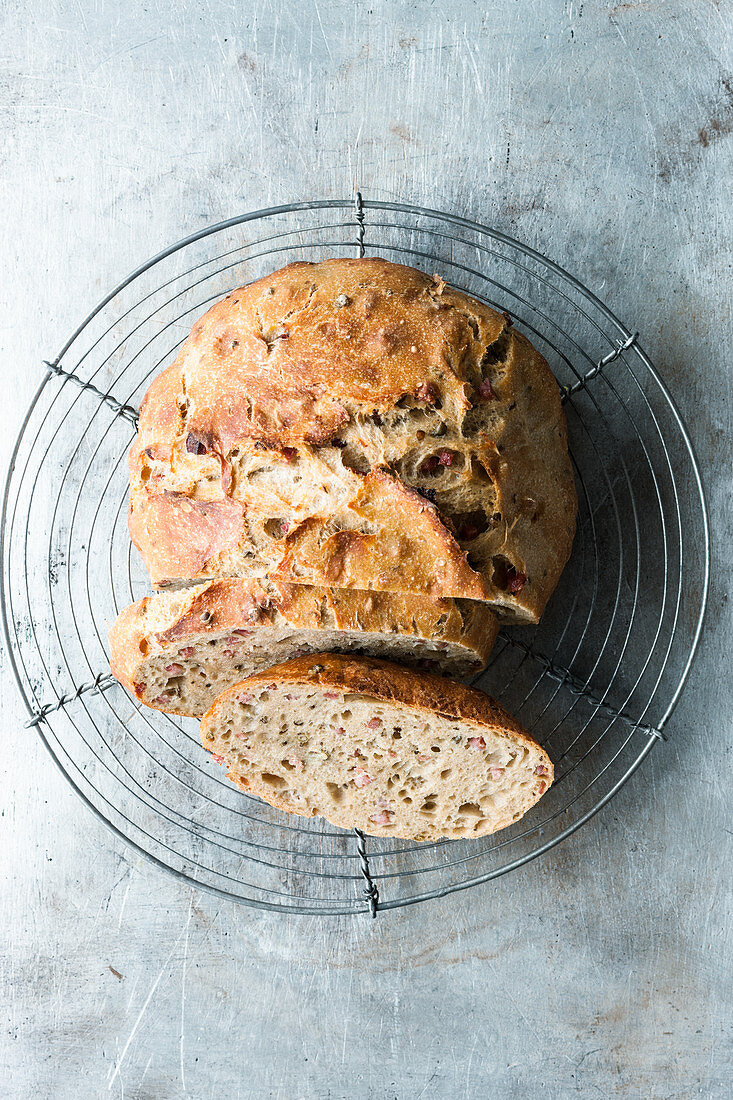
353, 768, 372, 787
507, 568, 527, 594
288, 756, 304, 771
267, 519, 290, 539
416, 754, 431, 764
224, 636, 244, 645
333, 727, 346, 736
232, 629, 251, 637
324, 691, 340, 700
164, 663, 184, 675
369, 810, 393, 825
490, 767, 505, 781
237, 693, 254, 704
468, 736, 486, 750
212, 754, 225, 764
185, 433, 209, 455
534, 764, 548, 776
478, 378, 497, 401
537, 781, 548, 795
179, 647, 196, 658
367, 717, 382, 729
492, 557, 527, 594
438, 450, 454, 466
420, 455, 440, 475
132, 682, 146, 694
153, 694, 170, 705
281, 447, 296, 461
415, 381, 439, 404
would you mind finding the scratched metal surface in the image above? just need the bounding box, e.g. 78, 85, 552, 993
0, 1, 730, 1097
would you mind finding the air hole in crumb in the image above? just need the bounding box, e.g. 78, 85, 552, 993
260, 772, 286, 788
458, 802, 483, 818
326, 782, 345, 803
264, 518, 290, 539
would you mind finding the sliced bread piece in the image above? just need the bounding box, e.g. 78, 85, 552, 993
201, 653, 552, 841
109, 580, 499, 717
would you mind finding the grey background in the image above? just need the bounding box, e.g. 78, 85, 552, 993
1, 1, 731, 1097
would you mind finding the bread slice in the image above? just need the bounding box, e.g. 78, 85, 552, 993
200, 654, 552, 841
129, 257, 576, 622
109, 580, 499, 717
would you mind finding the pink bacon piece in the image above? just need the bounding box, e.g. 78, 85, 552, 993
369, 810, 393, 825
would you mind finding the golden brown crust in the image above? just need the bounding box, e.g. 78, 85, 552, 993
472, 330, 577, 620
269, 468, 489, 599
108, 599, 147, 692
165, 258, 503, 449
128, 492, 246, 582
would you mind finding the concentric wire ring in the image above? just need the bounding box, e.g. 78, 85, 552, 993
1, 199, 709, 914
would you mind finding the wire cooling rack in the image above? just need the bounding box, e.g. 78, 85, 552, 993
2, 197, 709, 916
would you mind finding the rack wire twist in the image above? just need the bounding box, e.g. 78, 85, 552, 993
1, 196, 709, 915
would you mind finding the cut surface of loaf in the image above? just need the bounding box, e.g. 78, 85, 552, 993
201, 654, 553, 841
109, 579, 499, 717
129, 257, 576, 622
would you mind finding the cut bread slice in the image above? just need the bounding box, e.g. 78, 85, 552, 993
200, 653, 552, 841
109, 580, 499, 717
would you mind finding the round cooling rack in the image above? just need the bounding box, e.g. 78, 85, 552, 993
2, 197, 709, 916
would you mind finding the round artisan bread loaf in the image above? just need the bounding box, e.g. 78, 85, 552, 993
109, 579, 499, 717
129, 257, 576, 622
200, 653, 553, 841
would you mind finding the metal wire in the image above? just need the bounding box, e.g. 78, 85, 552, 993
1, 198, 710, 915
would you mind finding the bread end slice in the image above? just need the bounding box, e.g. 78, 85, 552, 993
109, 580, 499, 717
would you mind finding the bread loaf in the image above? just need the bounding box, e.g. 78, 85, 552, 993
201, 653, 553, 841
129, 258, 576, 622
109, 579, 499, 717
